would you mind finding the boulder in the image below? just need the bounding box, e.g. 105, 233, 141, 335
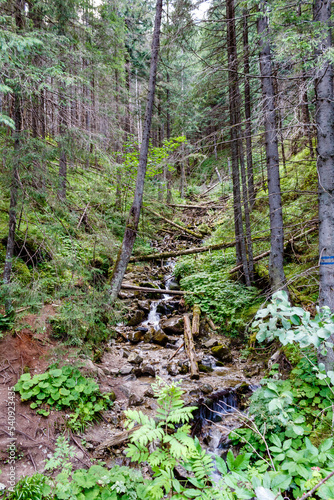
152, 330, 169, 347
200, 384, 213, 395
143, 328, 154, 343
211, 344, 233, 363
167, 362, 179, 376
128, 331, 144, 343
127, 309, 146, 327
167, 280, 180, 291
161, 316, 184, 335
143, 387, 155, 398
137, 300, 151, 313
135, 362, 156, 377
129, 393, 144, 406
199, 320, 210, 337
120, 365, 133, 376
203, 338, 219, 349
127, 352, 143, 365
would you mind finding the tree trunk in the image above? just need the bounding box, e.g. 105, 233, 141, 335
226, 0, 250, 285
314, 0, 334, 371
108, 0, 163, 302
257, 2, 287, 292
243, 9, 255, 209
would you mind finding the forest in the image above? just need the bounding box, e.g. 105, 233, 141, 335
0, 0, 334, 498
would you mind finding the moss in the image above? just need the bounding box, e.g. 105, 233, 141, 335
13, 260, 31, 285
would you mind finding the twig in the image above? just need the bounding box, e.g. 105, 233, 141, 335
28, 450, 37, 471
297, 470, 334, 500
168, 342, 184, 362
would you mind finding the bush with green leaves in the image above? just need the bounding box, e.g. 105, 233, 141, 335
179, 270, 260, 334
4, 473, 53, 500
14, 365, 113, 431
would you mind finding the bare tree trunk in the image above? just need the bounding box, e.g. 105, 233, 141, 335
226, 0, 250, 285
108, 0, 163, 301
257, 2, 287, 292
243, 9, 255, 209
314, 0, 334, 371
58, 90, 67, 201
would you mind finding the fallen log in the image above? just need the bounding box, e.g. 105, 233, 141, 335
145, 207, 203, 239
201, 181, 220, 197
120, 284, 186, 296
191, 305, 201, 337
168, 204, 225, 209
184, 314, 199, 380
130, 240, 237, 262
229, 225, 318, 274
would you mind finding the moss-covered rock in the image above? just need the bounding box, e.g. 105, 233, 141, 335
211, 344, 233, 363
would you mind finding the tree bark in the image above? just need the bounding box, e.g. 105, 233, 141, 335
108, 0, 163, 301
226, 0, 250, 285
257, 2, 287, 292
243, 10, 255, 209
314, 0, 334, 371
191, 305, 201, 338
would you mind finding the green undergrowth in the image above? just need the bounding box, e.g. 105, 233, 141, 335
14, 364, 114, 431
175, 251, 262, 334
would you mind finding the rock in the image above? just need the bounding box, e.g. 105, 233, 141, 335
200, 355, 217, 369
118, 291, 136, 299
143, 387, 155, 398
127, 309, 146, 327
152, 330, 169, 347
139, 281, 159, 289
200, 384, 213, 395
168, 280, 180, 291
143, 328, 154, 343
157, 302, 173, 315
243, 364, 261, 378
140, 362, 156, 377
128, 352, 143, 365
128, 331, 144, 343
167, 362, 180, 376
129, 393, 144, 406
178, 361, 189, 374
120, 365, 133, 375
161, 316, 184, 335
211, 345, 233, 363
136, 326, 148, 333
198, 363, 213, 373
203, 338, 219, 348
137, 300, 151, 313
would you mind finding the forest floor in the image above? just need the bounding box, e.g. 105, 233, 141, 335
0, 204, 266, 486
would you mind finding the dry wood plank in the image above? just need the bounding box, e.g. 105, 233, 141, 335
191, 305, 201, 337
184, 314, 199, 380
120, 284, 186, 295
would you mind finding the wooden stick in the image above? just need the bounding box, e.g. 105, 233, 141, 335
77, 202, 90, 229
168, 342, 185, 361
120, 285, 186, 296
168, 204, 226, 209
191, 305, 201, 337
201, 181, 220, 196
145, 207, 203, 239
184, 314, 199, 380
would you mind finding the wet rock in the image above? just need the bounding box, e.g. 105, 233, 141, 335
128, 352, 143, 365
198, 363, 213, 373
167, 362, 180, 376
143, 387, 155, 398
157, 302, 173, 315
268, 350, 281, 369
127, 309, 146, 327
161, 316, 184, 335
139, 281, 159, 288
102, 366, 119, 376
203, 338, 219, 349
118, 291, 136, 299
152, 330, 169, 347
200, 355, 216, 369
143, 328, 154, 343
178, 361, 189, 374
137, 300, 151, 313
123, 374, 137, 381
136, 326, 148, 333
120, 365, 133, 375
168, 280, 180, 291
140, 362, 156, 377
128, 331, 144, 343
211, 344, 233, 363
243, 364, 261, 378
200, 384, 213, 395
129, 393, 144, 406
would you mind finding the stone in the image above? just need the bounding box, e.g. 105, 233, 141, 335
118, 291, 136, 299
136, 326, 148, 333
200, 384, 213, 395
128, 331, 144, 343
203, 338, 219, 348
137, 300, 151, 313
198, 363, 213, 373
140, 362, 156, 377
143, 329, 154, 343
127, 309, 146, 327
157, 302, 173, 315
211, 344, 233, 363
167, 362, 179, 376
243, 364, 261, 378
199, 319, 210, 337
268, 350, 281, 369
120, 365, 133, 375
152, 330, 169, 347
129, 393, 144, 406
143, 387, 155, 398
168, 280, 180, 291
161, 316, 184, 335
128, 352, 143, 365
